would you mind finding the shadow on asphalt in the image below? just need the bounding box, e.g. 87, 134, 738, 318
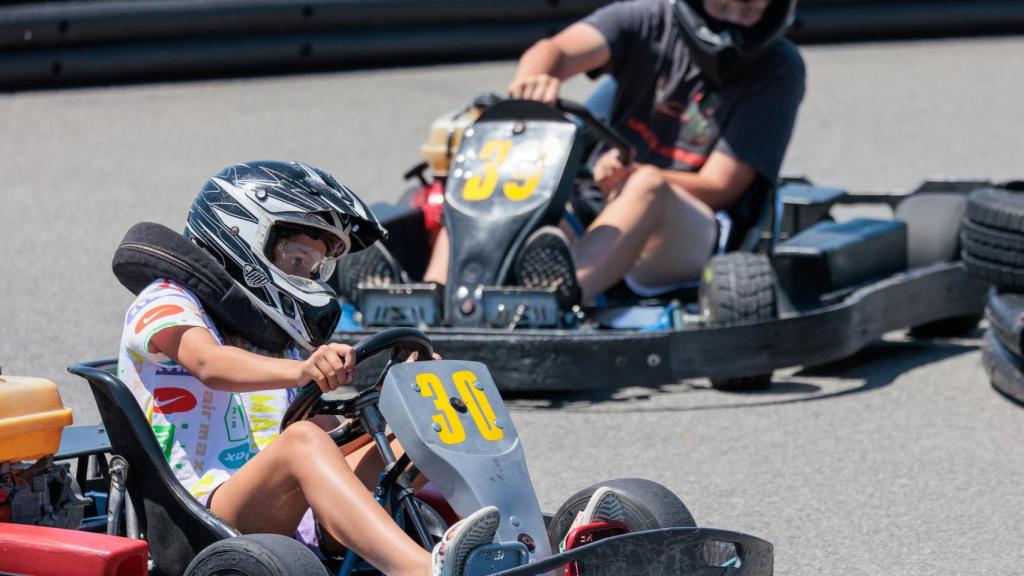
505, 337, 979, 413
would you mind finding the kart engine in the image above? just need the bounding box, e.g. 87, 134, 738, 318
0, 458, 89, 529
0, 373, 88, 529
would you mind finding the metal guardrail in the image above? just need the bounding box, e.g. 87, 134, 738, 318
1, 0, 1023, 90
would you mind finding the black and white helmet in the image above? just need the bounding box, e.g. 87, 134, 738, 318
185, 161, 386, 350
671, 0, 797, 86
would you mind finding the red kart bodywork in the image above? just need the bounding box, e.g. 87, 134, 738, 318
0, 523, 148, 576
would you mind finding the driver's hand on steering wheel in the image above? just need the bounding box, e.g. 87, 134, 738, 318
405, 351, 443, 363
508, 73, 561, 105
298, 343, 356, 393
593, 148, 635, 196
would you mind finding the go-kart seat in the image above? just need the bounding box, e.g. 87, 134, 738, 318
68, 360, 239, 576
725, 176, 777, 254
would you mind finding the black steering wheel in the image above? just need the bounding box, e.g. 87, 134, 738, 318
279, 328, 434, 436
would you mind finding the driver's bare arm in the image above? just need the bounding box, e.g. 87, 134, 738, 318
149, 324, 355, 393
657, 151, 759, 211
509, 22, 611, 103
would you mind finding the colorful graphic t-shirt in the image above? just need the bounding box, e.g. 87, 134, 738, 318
117, 279, 298, 498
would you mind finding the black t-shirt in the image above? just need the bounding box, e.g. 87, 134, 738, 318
583, 0, 805, 183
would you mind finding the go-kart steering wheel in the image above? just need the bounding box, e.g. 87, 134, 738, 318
279, 327, 433, 437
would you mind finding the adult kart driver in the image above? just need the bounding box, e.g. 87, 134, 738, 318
414, 0, 806, 309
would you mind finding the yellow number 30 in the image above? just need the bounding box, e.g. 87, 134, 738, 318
462, 139, 541, 203
416, 371, 505, 445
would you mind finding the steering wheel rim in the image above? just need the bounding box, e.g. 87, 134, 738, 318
279, 327, 433, 432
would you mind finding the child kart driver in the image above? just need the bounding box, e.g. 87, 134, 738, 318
120, 161, 497, 576
372, 0, 804, 309
119, 161, 631, 576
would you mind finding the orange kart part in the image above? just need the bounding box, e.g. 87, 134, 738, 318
0, 523, 148, 576
0, 376, 73, 462
419, 104, 484, 179
562, 520, 631, 576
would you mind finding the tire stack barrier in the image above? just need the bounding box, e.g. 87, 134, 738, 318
961, 185, 1024, 406
3, 0, 1024, 91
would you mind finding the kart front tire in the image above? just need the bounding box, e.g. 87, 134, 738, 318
699, 253, 777, 391
546, 478, 696, 550
184, 534, 329, 576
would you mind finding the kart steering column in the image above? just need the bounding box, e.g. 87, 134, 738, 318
359, 401, 433, 548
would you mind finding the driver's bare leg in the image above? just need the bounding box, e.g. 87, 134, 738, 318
209, 421, 431, 576
572, 166, 717, 302
423, 228, 450, 284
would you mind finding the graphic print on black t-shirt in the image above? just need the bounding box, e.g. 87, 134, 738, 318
583, 0, 805, 182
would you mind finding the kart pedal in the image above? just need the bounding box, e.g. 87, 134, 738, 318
562, 520, 630, 576
463, 541, 530, 575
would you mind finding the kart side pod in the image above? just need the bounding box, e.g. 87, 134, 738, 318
379, 360, 551, 562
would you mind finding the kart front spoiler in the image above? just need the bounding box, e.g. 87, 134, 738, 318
493, 527, 772, 576
333, 262, 986, 391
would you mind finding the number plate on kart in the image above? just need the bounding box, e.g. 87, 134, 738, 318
446, 121, 576, 220
481, 288, 560, 328
359, 284, 441, 327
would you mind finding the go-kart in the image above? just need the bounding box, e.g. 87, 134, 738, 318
2, 327, 774, 575
330, 96, 992, 391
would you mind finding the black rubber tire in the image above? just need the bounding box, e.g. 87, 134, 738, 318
908, 313, 983, 338
965, 187, 1024, 232
962, 251, 1024, 291
894, 192, 968, 267
961, 218, 1024, 253
546, 478, 696, 551
699, 253, 776, 391
981, 329, 1024, 407
986, 290, 1024, 358
961, 227, 1024, 268
184, 534, 329, 576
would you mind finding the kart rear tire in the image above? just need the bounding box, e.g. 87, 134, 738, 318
961, 226, 1024, 268
965, 187, 1024, 233
184, 534, 329, 576
963, 252, 1024, 291
961, 218, 1024, 254
699, 253, 776, 391
546, 478, 696, 550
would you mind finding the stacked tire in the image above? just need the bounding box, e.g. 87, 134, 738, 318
961, 186, 1024, 406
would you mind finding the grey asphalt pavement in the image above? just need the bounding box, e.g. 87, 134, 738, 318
2, 35, 1023, 575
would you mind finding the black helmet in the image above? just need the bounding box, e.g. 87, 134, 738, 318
670, 0, 797, 85
184, 161, 386, 350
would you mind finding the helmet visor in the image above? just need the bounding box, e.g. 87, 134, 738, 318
269, 227, 347, 283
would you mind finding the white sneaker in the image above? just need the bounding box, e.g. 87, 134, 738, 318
432, 506, 501, 576
561, 487, 625, 552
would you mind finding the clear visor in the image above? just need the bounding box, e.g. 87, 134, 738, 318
271, 233, 346, 283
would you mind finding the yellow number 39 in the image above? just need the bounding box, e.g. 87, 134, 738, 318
416, 371, 504, 445
462, 139, 541, 203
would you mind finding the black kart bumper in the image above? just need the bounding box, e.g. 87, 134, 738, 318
334, 262, 986, 391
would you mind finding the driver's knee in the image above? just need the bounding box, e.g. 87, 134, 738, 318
279, 420, 336, 455
620, 165, 671, 205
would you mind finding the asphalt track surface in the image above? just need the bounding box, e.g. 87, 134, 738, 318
3, 36, 1024, 575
